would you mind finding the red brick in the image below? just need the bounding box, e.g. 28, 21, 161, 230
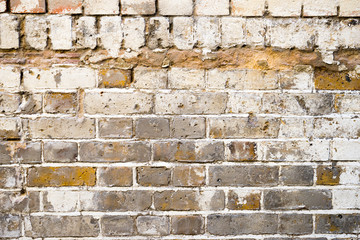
10, 0, 46, 13
48, 0, 82, 14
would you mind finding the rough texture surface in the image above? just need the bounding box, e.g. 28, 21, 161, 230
1, 0, 360, 239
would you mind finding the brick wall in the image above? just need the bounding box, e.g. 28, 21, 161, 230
1, 0, 360, 239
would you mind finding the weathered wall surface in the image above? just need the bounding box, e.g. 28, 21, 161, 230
1, 0, 360, 239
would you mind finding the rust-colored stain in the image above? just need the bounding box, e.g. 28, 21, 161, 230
316, 166, 341, 185
314, 68, 360, 90
174, 143, 196, 161
98, 69, 131, 88
228, 191, 261, 210
27, 167, 96, 187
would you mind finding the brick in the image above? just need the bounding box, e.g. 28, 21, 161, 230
0, 0, 5, 12
281, 166, 314, 186
225, 141, 257, 161
121, 0, 155, 15
264, 189, 332, 210
195, 0, 230, 15
335, 94, 360, 113
303, 0, 337, 16
155, 92, 227, 114
98, 167, 132, 187
0, 66, 20, 90
73, 17, 97, 49
148, 17, 171, 49
43, 191, 79, 212
315, 69, 360, 90
196, 17, 221, 50
0, 167, 21, 188
262, 93, 334, 115
80, 191, 152, 211
123, 18, 146, 50
24, 16, 47, 50
333, 189, 360, 209
137, 167, 171, 186
209, 166, 279, 186
0, 118, 20, 140
0, 191, 40, 213
44, 142, 78, 162
221, 17, 246, 48
27, 167, 96, 187
159, 0, 193, 15
332, 140, 360, 160
18, 93, 43, 114
208, 214, 278, 235
10, 0, 45, 13
48, 16, 72, 50
99, 17, 122, 56
84, 92, 153, 114
338, 164, 360, 185
316, 19, 340, 51
279, 214, 313, 235
279, 65, 313, 90
206, 69, 245, 89
171, 117, 206, 139
227, 190, 261, 210
84, 0, 119, 14
209, 117, 280, 139
171, 216, 204, 235
245, 69, 279, 90
0, 142, 12, 164
99, 118, 133, 138
267, 0, 301, 16
153, 141, 224, 162
0, 15, 19, 49
245, 18, 267, 47
340, 0, 360, 16
231, 0, 265, 16
25, 117, 95, 139
315, 214, 360, 233
173, 17, 195, 50
309, 118, 360, 139
169, 68, 205, 89
268, 19, 316, 50
258, 140, 330, 161
48, 0, 82, 14
136, 216, 170, 236
133, 67, 167, 89
0, 214, 21, 238
26, 216, 99, 237
79, 142, 151, 162
98, 69, 131, 89
102, 216, 134, 236
339, 20, 360, 49
227, 92, 262, 113
173, 166, 206, 187
135, 118, 170, 139
44, 92, 77, 114
14, 142, 42, 164
0, 93, 20, 113
316, 165, 341, 185
154, 190, 224, 211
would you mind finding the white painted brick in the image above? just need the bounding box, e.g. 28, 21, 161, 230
267, 0, 302, 17
221, 17, 246, 48
332, 140, 360, 160
303, 0, 338, 16
207, 69, 246, 89
278, 118, 312, 139
0, 66, 21, 90
84, 92, 154, 114
335, 94, 360, 113
315, 19, 340, 51
173, 17, 195, 50
195, 0, 229, 16
148, 17, 170, 49
123, 18, 145, 51
244, 70, 278, 90
0, 14, 19, 49
227, 93, 262, 114
258, 140, 330, 161
333, 190, 360, 209
48, 15, 72, 50
279, 66, 313, 90
24, 16, 47, 50
340, 0, 360, 17
0, 118, 20, 139
195, 17, 221, 50
159, 0, 193, 15
339, 165, 360, 184
339, 20, 360, 49
100, 16, 122, 57
231, 0, 265, 16
73, 17, 97, 49
0, 0, 5, 12
121, 0, 156, 15
168, 68, 205, 89
59, 68, 97, 89
133, 67, 168, 89
44, 191, 79, 212
245, 18, 267, 47
84, 0, 119, 15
